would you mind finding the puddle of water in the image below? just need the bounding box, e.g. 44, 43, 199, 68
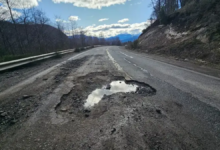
84, 81, 138, 108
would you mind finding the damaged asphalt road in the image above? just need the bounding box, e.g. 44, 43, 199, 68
0, 46, 220, 150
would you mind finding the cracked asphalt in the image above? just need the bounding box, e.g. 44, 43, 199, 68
0, 46, 220, 150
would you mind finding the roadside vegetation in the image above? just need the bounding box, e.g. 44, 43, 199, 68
125, 40, 140, 50
133, 0, 220, 65
0, 54, 32, 63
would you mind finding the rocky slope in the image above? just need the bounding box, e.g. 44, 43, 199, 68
138, 0, 220, 64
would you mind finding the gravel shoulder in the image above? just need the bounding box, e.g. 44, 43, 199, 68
0, 52, 78, 92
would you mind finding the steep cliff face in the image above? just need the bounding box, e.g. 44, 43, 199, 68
139, 0, 220, 64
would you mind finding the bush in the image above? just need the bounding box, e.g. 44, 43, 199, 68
81, 47, 85, 51
159, 7, 169, 25
0, 54, 31, 63
131, 40, 139, 49
75, 47, 88, 52
126, 40, 139, 50
75, 48, 81, 52
54, 52, 62, 58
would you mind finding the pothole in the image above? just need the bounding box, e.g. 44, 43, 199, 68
84, 80, 156, 108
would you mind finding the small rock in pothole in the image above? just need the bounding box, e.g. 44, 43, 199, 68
85, 114, 89, 118
23, 95, 33, 99
111, 128, 116, 135
34, 139, 40, 142
60, 108, 68, 112
0, 112, 7, 117
156, 109, 162, 114
84, 109, 91, 113
106, 84, 111, 90
10, 119, 17, 124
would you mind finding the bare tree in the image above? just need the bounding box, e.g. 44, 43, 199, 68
87, 33, 93, 46
93, 36, 99, 45
0, 5, 14, 55
78, 27, 87, 47
4, 0, 24, 53
18, 3, 34, 52
55, 16, 65, 33
99, 32, 106, 45
31, 9, 49, 53
69, 20, 78, 48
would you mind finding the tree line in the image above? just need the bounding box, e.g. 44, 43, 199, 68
150, 0, 206, 24
0, 0, 121, 60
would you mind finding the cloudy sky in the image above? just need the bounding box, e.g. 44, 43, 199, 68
0, 0, 153, 37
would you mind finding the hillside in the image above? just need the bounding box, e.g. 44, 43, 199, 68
0, 21, 70, 57
138, 0, 220, 64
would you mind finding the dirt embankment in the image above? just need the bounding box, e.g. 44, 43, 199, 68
138, 0, 220, 65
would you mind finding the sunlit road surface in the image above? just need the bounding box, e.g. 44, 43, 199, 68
1, 46, 220, 150
106, 46, 220, 110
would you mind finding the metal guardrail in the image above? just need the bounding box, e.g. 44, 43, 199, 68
0, 49, 75, 72
0, 45, 100, 72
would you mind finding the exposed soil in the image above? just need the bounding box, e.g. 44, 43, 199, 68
138, 0, 220, 65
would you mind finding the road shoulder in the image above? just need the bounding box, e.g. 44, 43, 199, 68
123, 47, 220, 78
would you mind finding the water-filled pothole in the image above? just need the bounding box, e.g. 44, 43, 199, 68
84, 80, 156, 108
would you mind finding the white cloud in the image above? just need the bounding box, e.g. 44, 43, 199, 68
52, 0, 128, 9
0, 0, 41, 9
55, 18, 62, 22
55, 18, 70, 24
55, 16, 80, 24
0, 5, 22, 20
64, 21, 151, 37
99, 18, 109, 22
69, 16, 80, 21
118, 18, 129, 23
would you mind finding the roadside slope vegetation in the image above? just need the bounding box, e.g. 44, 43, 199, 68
139, 0, 220, 64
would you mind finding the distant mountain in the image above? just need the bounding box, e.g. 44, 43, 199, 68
68, 33, 140, 43
107, 34, 140, 43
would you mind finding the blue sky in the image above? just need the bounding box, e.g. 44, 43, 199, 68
0, 0, 153, 37
37, 0, 152, 27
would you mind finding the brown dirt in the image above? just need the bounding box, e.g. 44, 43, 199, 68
138, 0, 220, 64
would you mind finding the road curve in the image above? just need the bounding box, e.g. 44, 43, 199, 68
1, 46, 220, 150
106, 46, 220, 110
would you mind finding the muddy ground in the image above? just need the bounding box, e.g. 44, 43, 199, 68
0, 51, 219, 150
